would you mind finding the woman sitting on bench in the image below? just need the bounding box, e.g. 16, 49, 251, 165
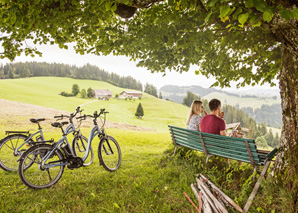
186, 100, 207, 131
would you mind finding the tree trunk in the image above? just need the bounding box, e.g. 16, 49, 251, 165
270, 16, 298, 207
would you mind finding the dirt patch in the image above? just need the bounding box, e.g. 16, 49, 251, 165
0, 99, 153, 131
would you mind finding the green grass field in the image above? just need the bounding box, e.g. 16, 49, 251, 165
0, 77, 188, 131
0, 77, 291, 212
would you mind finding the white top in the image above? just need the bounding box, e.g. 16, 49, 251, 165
186, 114, 202, 131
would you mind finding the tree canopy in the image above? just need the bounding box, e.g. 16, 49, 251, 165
1, 0, 298, 204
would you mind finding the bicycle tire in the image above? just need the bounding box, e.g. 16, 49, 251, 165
0, 134, 30, 171
72, 135, 94, 166
98, 135, 121, 172
18, 144, 65, 189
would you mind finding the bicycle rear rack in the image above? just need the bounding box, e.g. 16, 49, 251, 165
5, 131, 30, 135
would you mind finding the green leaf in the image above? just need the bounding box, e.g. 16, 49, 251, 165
238, 13, 249, 25
245, 0, 254, 8
195, 70, 200, 75
111, 4, 117, 12
255, 0, 268, 12
279, 10, 293, 21
207, 0, 218, 7
105, 2, 111, 11
204, 11, 213, 24
114, 203, 120, 209
263, 9, 274, 22
219, 5, 231, 19
293, 9, 298, 20
252, 20, 261, 27
233, 7, 242, 20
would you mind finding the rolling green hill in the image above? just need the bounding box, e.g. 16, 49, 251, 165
0, 77, 189, 131
203, 92, 281, 109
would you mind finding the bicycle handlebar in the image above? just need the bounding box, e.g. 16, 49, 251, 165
54, 106, 84, 121
76, 109, 108, 120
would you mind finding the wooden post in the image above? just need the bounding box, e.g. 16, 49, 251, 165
245, 141, 256, 168
243, 161, 271, 213
199, 174, 243, 212
199, 133, 208, 156
191, 183, 212, 213
196, 178, 228, 213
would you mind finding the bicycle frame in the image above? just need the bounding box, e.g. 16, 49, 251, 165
41, 121, 102, 169
40, 122, 81, 168
14, 129, 45, 155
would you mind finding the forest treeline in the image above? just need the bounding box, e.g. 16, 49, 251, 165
0, 62, 160, 93
242, 104, 282, 128
183, 91, 280, 148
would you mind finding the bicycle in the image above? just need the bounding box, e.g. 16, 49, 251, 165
18, 108, 121, 189
0, 118, 53, 171
54, 106, 94, 167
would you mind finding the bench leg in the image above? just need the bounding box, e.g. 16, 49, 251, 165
206, 154, 213, 163
173, 146, 178, 156
243, 161, 271, 213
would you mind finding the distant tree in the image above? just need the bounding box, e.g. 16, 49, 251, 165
265, 129, 274, 147
0, 68, 4, 79
81, 89, 87, 98
159, 92, 163, 99
8, 68, 14, 79
72, 84, 80, 96
115, 94, 119, 99
256, 136, 268, 149
60, 91, 74, 97
20, 67, 31, 78
273, 133, 280, 148
258, 123, 268, 135
87, 87, 93, 98
182, 91, 199, 107
135, 103, 144, 119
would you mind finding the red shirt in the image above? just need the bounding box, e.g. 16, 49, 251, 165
200, 115, 226, 135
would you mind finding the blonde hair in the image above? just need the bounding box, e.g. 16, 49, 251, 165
186, 100, 203, 125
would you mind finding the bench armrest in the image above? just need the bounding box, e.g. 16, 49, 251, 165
266, 148, 278, 161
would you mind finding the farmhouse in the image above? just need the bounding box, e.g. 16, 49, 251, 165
93, 89, 113, 99
119, 91, 143, 99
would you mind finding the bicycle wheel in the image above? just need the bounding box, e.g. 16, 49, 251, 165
0, 134, 29, 171
98, 136, 121, 172
18, 144, 65, 189
72, 135, 94, 166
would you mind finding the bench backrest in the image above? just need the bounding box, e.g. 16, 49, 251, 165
169, 125, 267, 166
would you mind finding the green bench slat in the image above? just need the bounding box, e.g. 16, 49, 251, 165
175, 137, 261, 164
171, 129, 258, 151
174, 135, 260, 159
170, 125, 255, 143
169, 125, 266, 166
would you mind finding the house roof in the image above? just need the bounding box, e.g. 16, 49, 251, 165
94, 89, 113, 96
121, 91, 143, 95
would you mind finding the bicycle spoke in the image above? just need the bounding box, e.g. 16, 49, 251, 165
3, 142, 14, 150
10, 140, 16, 150
47, 170, 52, 181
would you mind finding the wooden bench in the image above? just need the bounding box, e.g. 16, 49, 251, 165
168, 125, 278, 213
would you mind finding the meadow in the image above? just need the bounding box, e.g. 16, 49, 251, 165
0, 77, 189, 131
0, 77, 292, 212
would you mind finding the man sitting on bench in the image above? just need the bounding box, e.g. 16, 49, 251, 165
200, 99, 226, 136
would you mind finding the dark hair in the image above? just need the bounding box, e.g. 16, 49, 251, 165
209, 99, 221, 111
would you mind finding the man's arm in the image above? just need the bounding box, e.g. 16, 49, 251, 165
220, 130, 226, 136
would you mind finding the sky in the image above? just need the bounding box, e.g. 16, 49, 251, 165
1, 42, 279, 91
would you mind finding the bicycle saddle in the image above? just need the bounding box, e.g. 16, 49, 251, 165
30, 118, 46, 123
51, 121, 69, 128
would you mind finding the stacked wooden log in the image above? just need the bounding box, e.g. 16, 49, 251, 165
190, 174, 243, 213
